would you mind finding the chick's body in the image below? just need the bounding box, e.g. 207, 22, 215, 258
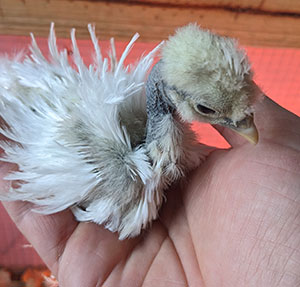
0, 24, 260, 239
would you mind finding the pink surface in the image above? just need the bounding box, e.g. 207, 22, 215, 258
0, 35, 299, 268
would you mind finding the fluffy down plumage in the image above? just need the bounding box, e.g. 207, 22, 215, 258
0, 24, 166, 239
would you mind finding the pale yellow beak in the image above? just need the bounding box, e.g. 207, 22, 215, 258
234, 123, 259, 145
223, 115, 259, 145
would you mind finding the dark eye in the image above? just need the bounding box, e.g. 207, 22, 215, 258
196, 104, 216, 115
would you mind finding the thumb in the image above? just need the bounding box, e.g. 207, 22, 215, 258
254, 96, 300, 150
213, 96, 300, 149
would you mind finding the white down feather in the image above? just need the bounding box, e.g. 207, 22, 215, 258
0, 23, 163, 239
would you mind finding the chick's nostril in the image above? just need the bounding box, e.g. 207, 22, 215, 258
223, 117, 233, 126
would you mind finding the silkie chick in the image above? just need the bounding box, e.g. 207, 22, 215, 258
0, 23, 261, 239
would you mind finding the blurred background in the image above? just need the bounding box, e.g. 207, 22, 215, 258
0, 0, 299, 283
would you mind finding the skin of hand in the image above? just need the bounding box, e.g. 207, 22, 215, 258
1, 96, 300, 287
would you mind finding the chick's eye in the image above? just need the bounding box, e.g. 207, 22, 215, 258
196, 104, 216, 115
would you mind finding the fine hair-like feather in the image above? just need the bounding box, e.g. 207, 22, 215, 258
0, 24, 163, 239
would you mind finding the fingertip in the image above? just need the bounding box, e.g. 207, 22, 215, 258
253, 96, 300, 145
214, 95, 300, 148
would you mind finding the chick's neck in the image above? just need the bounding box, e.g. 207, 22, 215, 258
145, 61, 177, 145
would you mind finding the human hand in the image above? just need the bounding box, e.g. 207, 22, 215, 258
1, 96, 300, 286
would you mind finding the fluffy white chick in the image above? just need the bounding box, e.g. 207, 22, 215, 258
0, 23, 261, 239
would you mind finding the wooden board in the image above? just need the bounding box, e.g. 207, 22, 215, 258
0, 0, 299, 47
123, 0, 300, 13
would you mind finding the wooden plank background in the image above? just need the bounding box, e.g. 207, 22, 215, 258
0, 0, 299, 47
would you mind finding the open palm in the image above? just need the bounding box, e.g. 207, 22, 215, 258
1, 97, 300, 287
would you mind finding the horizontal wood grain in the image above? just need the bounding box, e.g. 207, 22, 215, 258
0, 0, 299, 47
118, 0, 300, 13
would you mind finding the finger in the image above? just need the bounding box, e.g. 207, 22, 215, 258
58, 222, 137, 286
1, 163, 138, 282
213, 96, 300, 150
3, 198, 139, 285
0, 133, 137, 281
0, 158, 77, 274
2, 200, 78, 275
254, 96, 300, 150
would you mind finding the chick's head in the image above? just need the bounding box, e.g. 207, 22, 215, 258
161, 24, 262, 144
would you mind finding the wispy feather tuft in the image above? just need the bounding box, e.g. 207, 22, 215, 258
0, 24, 163, 239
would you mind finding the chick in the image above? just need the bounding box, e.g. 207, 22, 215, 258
0, 24, 261, 239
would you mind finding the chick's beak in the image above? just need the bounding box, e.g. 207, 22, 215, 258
234, 121, 259, 144
224, 115, 259, 145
